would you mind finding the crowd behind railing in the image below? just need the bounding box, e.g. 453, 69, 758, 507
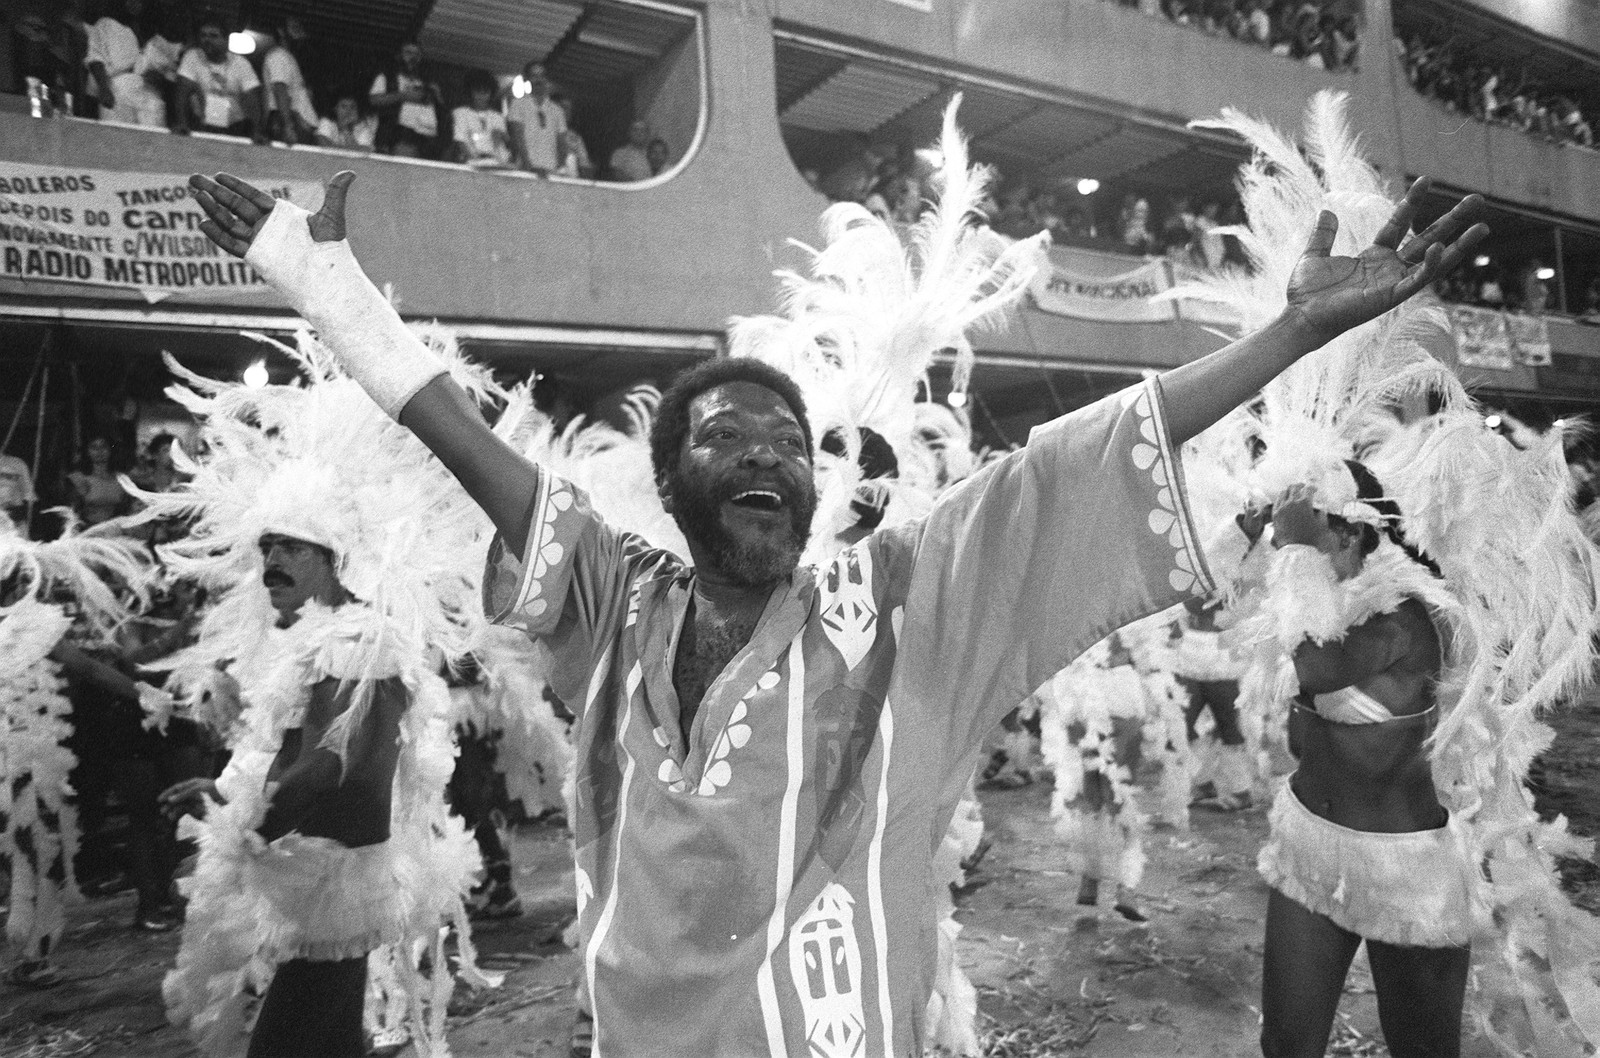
1395, 30, 1597, 151
1108, 0, 1361, 72
804, 142, 1250, 269
805, 139, 1600, 329
5, 0, 675, 180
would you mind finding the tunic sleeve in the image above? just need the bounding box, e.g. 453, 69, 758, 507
892, 376, 1213, 752
482, 468, 676, 713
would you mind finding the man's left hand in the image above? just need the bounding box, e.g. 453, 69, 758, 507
1284, 176, 1489, 348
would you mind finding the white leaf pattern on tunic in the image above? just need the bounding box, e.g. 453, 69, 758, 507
789, 883, 866, 1058
819, 546, 877, 672
694, 671, 777, 796
1121, 385, 1207, 595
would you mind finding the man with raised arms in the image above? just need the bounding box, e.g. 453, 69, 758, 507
188, 166, 1485, 1057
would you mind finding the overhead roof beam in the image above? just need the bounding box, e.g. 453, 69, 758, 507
545, 3, 599, 70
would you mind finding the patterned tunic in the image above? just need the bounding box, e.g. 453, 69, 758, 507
484, 379, 1212, 1057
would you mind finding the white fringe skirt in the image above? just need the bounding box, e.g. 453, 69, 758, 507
247, 835, 407, 962
1258, 781, 1485, 948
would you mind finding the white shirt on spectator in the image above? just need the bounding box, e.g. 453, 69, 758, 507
178, 49, 260, 129
507, 94, 565, 171
263, 46, 317, 127
138, 35, 183, 83
370, 72, 437, 137
0, 454, 36, 511
1192, 215, 1226, 269
86, 17, 158, 125
86, 17, 139, 78
555, 130, 593, 178
453, 105, 511, 166
316, 115, 377, 151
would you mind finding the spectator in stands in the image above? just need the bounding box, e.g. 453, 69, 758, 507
452, 68, 512, 168
1191, 198, 1226, 269
507, 61, 565, 174
132, 2, 185, 129
1520, 261, 1552, 313
1245, 0, 1272, 46
10, 2, 87, 112
175, 16, 266, 143
820, 154, 874, 203
646, 136, 671, 176
1577, 279, 1600, 325
1478, 264, 1506, 307
1119, 195, 1155, 255
131, 433, 184, 494
1397, 29, 1600, 152
68, 436, 131, 526
263, 16, 318, 145
370, 40, 445, 159
316, 94, 377, 152
1062, 204, 1096, 241
0, 451, 36, 528
85, 0, 156, 125
553, 95, 594, 178
1558, 98, 1594, 146
608, 118, 654, 182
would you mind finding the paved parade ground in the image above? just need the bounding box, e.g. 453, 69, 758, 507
9, 702, 1600, 1058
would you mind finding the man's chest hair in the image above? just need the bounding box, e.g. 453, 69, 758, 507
672, 606, 763, 722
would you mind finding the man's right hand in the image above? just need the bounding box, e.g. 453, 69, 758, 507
189, 170, 356, 258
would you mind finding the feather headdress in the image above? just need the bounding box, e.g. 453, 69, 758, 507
124, 327, 498, 752
1175, 91, 1465, 525
1185, 91, 1600, 1053
730, 94, 1049, 552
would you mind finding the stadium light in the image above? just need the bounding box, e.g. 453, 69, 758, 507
1076, 178, 1100, 196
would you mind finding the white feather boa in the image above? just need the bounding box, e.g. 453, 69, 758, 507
1, 602, 80, 962
1036, 655, 1151, 888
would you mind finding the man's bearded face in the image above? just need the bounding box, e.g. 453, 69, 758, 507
669, 382, 817, 588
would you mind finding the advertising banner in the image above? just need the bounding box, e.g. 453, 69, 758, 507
1449, 304, 1515, 371
1504, 311, 1553, 367
0, 164, 322, 300
1029, 258, 1177, 324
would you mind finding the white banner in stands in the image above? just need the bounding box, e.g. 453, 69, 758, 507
1028, 258, 1178, 323
0, 163, 322, 298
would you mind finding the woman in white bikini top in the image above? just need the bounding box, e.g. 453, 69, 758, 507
1258, 464, 1469, 1058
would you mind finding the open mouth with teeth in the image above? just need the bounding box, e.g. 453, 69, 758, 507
729, 489, 785, 512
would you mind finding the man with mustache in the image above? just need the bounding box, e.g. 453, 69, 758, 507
187, 163, 1485, 1056
164, 527, 411, 1058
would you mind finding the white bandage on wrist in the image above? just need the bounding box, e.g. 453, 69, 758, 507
246, 199, 445, 420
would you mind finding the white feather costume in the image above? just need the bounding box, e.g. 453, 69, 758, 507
1178, 91, 1600, 1053
1035, 618, 1193, 897
127, 330, 499, 1058
730, 98, 1048, 1055
0, 514, 149, 967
